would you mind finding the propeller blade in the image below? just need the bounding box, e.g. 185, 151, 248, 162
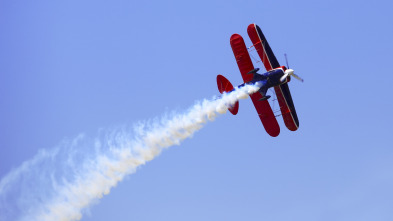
292, 73, 304, 82
284, 53, 289, 68
280, 73, 289, 82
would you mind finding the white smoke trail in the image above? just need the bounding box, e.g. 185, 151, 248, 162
0, 83, 261, 221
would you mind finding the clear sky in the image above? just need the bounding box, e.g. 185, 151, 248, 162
1, 0, 393, 220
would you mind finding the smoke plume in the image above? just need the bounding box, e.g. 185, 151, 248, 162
0, 83, 261, 221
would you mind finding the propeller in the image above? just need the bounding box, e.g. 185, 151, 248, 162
285, 53, 289, 68
280, 53, 304, 83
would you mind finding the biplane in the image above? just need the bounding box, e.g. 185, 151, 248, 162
216, 24, 303, 137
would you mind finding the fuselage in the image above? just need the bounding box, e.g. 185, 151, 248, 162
251, 66, 287, 87
247, 66, 288, 97
235, 66, 289, 99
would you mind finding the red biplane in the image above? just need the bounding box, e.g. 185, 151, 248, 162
217, 24, 302, 137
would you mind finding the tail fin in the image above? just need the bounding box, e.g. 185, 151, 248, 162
216, 75, 239, 115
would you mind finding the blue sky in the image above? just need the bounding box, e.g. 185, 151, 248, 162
1, 0, 393, 220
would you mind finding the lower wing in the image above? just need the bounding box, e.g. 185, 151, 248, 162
230, 33, 280, 137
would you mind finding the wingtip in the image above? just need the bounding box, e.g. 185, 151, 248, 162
247, 23, 257, 31
230, 33, 242, 40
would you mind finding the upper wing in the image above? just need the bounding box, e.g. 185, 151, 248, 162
247, 24, 280, 71
274, 83, 299, 131
247, 24, 299, 131
230, 34, 280, 137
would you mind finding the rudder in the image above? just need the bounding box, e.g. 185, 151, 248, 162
216, 75, 239, 115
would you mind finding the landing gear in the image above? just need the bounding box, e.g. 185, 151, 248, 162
259, 95, 271, 101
